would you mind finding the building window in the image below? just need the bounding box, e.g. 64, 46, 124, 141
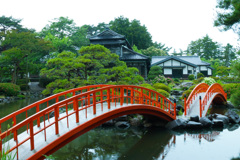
188, 70, 192, 74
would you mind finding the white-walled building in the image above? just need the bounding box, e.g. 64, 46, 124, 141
151, 56, 213, 78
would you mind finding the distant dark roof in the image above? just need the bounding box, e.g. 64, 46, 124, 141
120, 46, 150, 60
89, 28, 132, 49
89, 28, 125, 40
151, 56, 211, 67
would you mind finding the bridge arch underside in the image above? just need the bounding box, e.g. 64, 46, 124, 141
30, 105, 174, 160
211, 93, 227, 105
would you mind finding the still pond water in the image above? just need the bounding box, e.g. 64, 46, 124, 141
0, 98, 239, 160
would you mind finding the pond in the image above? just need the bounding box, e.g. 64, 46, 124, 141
0, 98, 239, 160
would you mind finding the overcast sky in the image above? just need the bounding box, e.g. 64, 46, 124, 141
1, 0, 239, 52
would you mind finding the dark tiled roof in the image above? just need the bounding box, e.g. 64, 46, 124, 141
89, 28, 125, 40
120, 46, 150, 60
91, 40, 126, 45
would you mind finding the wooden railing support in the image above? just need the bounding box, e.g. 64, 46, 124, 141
30, 121, 34, 150
184, 94, 187, 116
174, 99, 176, 119
199, 96, 202, 118
73, 98, 79, 123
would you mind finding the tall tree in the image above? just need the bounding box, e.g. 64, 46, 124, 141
39, 17, 89, 51
109, 16, 153, 49
214, 0, 240, 36
222, 43, 237, 66
0, 30, 53, 83
186, 35, 221, 59
141, 46, 168, 58
153, 42, 172, 54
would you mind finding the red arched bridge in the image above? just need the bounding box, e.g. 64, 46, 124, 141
0, 83, 226, 159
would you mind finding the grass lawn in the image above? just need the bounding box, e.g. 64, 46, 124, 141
0, 95, 5, 98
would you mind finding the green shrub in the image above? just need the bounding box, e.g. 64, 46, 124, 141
173, 78, 180, 83
193, 77, 204, 84
19, 84, 30, 91
189, 85, 196, 90
156, 89, 170, 98
153, 83, 171, 93
140, 83, 156, 94
182, 89, 192, 99
222, 83, 240, 99
148, 66, 162, 80
230, 87, 240, 108
0, 83, 20, 96
166, 77, 173, 84
39, 77, 54, 88
151, 75, 167, 84
202, 77, 216, 86
197, 72, 204, 79
188, 74, 195, 80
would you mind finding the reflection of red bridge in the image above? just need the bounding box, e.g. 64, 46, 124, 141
186, 131, 220, 142
0, 83, 227, 159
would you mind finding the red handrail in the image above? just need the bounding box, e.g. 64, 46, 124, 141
200, 83, 227, 117
0, 85, 176, 159
184, 83, 209, 116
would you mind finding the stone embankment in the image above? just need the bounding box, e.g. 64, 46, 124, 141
166, 110, 240, 130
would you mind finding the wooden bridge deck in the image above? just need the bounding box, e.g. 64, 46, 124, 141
6, 102, 126, 160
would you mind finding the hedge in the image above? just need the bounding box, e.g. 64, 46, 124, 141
153, 83, 171, 93
0, 83, 20, 96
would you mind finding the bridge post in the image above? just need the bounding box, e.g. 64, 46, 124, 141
36, 104, 40, 127
30, 120, 34, 150
73, 98, 79, 123
174, 99, 176, 119
131, 88, 134, 104
107, 88, 110, 109
0, 123, 2, 152
120, 87, 124, 106
199, 96, 202, 118
55, 107, 59, 134
13, 116, 17, 141
93, 92, 96, 114
184, 94, 186, 116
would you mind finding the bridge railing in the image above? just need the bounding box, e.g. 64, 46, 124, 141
184, 83, 209, 116
200, 83, 227, 117
0, 85, 176, 159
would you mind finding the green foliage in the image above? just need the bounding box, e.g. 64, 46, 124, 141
141, 46, 167, 58
148, 66, 162, 80
39, 77, 54, 88
151, 75, 167, 84
139, 83, 155, 94
166, 77, 173, 84
222, 83, 240, 99
202, 77, 216, 86
152, 42, 172, 55
0, 83, 20, 96
156, 89, 170, 98
110, 16, 152, 49
214, 0, 240, 34
197, 72, 204, 79
182, 90, 192, 99
230, 87, 240, 108
41, 45, 143, 95
188, 74, 195, 80
189, 85, 196, 90
193, 77, 204, 84
216, 66, 231, 77
132, 45, 142, 54
231, 60, 240, 78
220, 76, 240, 83
153, 83, 170, 93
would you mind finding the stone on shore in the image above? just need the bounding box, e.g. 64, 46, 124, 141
190, 115, 199, 122
165, 118, 187, 130
186, 121, 202, 129
214, 114, 229, 125
212, 119, 224, 128
200, 117, 213, 127
224, 110, 240, 124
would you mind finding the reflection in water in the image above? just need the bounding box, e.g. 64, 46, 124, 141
185, 131, 220, 142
